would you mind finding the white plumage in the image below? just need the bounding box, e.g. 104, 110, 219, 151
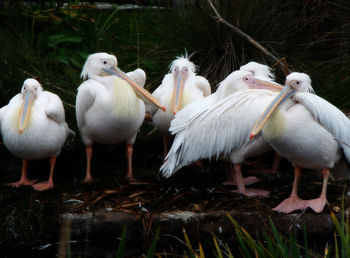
147, 56, 211, 157
252, 72, 350, 213
76, 52, 164, 182
1, 78, 73, 191
161, 66, 283, 197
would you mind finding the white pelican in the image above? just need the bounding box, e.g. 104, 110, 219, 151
147, 56, 211, 158
160, 70, 283, 197
162, 62, 282, 187
0, 78, 74, 191
76, 52, 165, 182
239, 62, 282, 173
251, 72, 350, 213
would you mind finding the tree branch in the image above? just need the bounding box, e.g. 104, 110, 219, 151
206, 0, 291, 74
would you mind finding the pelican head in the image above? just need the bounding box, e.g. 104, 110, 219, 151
81, 52, 118, 80
240, 61, 275, 82
250, 72, 313, 139
285, 72, 314, 93
216, 70, 283, 99
18, 79, 43, 134
170, 56, 197, 114
82, 52, 166, 112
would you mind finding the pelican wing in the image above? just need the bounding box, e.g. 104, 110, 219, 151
294, 92, 350, 162
126, 68, 146, 88
0, 105, 8, 127
44, 92, 65, 124
75, 79, 98, 129
0, 94, 21, 128
170, 93, 217, 135
161, 89, 277, 177
194, 75, 211, 97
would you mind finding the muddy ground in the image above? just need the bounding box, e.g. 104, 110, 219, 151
0, 122, 349, 257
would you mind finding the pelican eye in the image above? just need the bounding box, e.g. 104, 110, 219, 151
296, 81, 300, 85
23, 86, 26, 90
103, 61, 107, 64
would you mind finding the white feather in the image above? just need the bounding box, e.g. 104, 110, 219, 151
161, 89, 278, 177
294, 92, 350, 162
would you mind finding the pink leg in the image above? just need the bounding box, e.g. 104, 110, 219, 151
84, 145, 93, 183
32, 157, 55, 191
126, 144, 134, 180
193, 160, 204, 167
271, 152, 281, 174
244, 156, 263, 166
7, 160, 37, 187
273, 166, 307, 213
144, 112, 152, 121
247, 152, 281, 175
222, 162, 260, 186
163, 136, 169, 161
233, 164, 269, 197
306, 168, 329, 213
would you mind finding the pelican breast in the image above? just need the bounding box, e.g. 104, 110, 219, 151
1, 93, 67, 160
112, 77, 143, 119
82, 77, 145, 145
262, 102, 339, 169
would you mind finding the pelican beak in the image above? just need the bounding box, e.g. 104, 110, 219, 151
171, 72, 187, 115
18, 91, 35, 134
250, 85, 296, 139
253, 79, 284, 91
103, 66, 166, 112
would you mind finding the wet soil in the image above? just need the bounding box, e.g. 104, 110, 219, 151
0, 122, 349, 257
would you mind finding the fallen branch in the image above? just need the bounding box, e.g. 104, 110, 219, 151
206, 0, 291, 74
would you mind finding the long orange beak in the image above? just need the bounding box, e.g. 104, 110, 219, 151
104, 66, 166, 112
18, 91, 35, 134
171, 73, 187, 115
252, 79, 284, 91
250, 85, 296, 139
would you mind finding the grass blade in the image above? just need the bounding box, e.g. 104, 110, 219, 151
116, 226, 127, 258
303, 222, 309, 258
268, 217, 287, 256
226, 214, 251, 258
199, 242, 205, 258
331, 212, 350, 257
334, 231, 339, 258
146, 227, 160, 258
213, 235, 224, 258
183, 227, 197, 258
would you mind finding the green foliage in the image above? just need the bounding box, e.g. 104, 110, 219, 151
183, 227, 198, 258
1, 0, 349, 120
225, 214, 313, 258
116, 226, 127, 258
146, 226, 160, 258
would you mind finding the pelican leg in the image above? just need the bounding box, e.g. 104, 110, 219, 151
273, 166, 307, 213
126, 143, 134, 181
244, 155, 263, 166
222, 162, 260, 186
84, 145, 93, 183
144, 112, 152, 121
306, 168, 329, 213
32, 157, 55, 191
163, 136, 169, 160
233, 164, 269, 197
8, 160, 37, 187
247, 152, 281, 174
271, 152, 281, 174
